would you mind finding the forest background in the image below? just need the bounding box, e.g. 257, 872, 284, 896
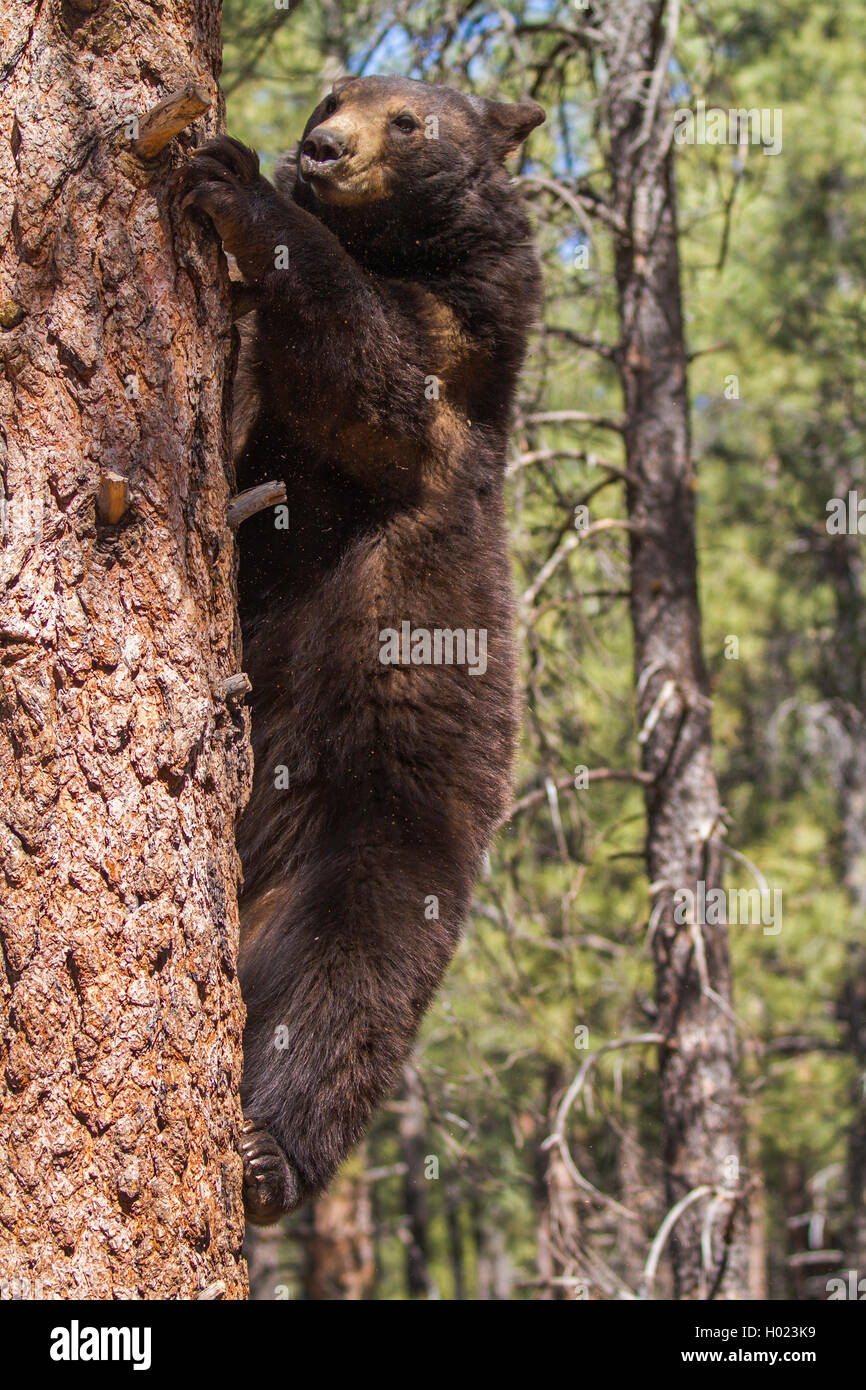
221, 0, 866, 1300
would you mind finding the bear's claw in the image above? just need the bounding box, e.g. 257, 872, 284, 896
190, 135, 261, 184
172, 137, 274, 275
240, 1119, 304, 1226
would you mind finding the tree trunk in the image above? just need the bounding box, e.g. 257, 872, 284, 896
301, 1168, 375, 1301
0, 1, 248, 1298
444, 1179, 466, 1301
398, 1063, 436, 1299
596, 0, 749, 1298
534, 1060, 563, 1300
822, 456, 866, 1273
244, 1223, 291, 1301
616, 1111, 657, 1294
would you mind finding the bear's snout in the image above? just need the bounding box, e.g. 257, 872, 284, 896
302, 127, 349, 165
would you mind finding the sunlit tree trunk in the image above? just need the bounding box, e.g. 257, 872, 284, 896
0, 0, 248, 1297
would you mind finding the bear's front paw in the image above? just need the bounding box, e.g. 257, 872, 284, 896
192, 135, 262, 185
173, 137, 274, 278
240, 1118, 305, 1226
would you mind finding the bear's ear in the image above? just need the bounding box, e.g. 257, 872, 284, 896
331, 75, 357, 95
468, 96, 546, 160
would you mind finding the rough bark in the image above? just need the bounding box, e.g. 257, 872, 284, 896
0, 1, 249, 1297
596, 0, 749, 1298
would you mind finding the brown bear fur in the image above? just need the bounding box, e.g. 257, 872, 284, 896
177, 76, 544, 1224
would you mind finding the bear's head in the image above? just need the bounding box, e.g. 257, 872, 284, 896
276, 76, 544, 255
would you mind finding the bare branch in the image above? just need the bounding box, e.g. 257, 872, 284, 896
544, 324, 620, 360
227, 481, 288, 527
508, 768, 654, 819
520, 409, 626, 433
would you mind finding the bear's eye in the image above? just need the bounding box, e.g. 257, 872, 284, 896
392, 114, 418, 134
323, 95, 338, 116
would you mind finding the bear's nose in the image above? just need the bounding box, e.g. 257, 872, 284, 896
302, 128, 347, 163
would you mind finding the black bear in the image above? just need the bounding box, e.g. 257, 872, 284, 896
177, 76, 545, 1224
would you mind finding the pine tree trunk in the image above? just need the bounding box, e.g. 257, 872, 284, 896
301, 1169, 375, 1301
596, 0, 749, 1299
0, 1, 249, 1298
398, 1064, 436, 1299
822, 458, 866, 1273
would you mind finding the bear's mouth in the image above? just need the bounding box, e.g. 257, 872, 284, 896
299, 151, 348, 183
298, 154, 390, 207
298, 152, 359, 196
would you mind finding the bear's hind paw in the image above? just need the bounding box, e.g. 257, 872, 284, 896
240, 1118, 304, 1226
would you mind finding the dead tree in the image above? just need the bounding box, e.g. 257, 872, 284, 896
594, 0, 750, 1298
0, 2, 249, 1297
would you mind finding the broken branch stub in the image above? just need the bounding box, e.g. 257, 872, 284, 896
132, 82, 211, 161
